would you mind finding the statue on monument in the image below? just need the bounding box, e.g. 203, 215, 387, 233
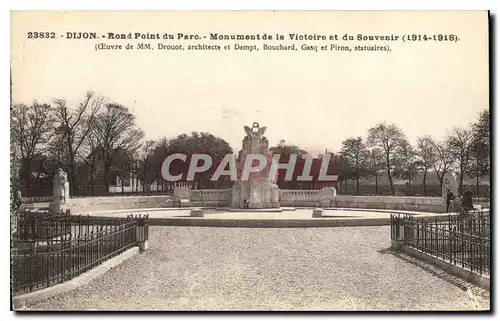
49, 168, 70, 214
244, 122, 267, 140
53, 168, 69, 204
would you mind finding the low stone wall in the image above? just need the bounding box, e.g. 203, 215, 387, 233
189, 189, 232, 207
278, 189, 444, 212
279, 190, 319, 207
68, 195, 175, 213
332, 195, 444, 213
48, 189, 444, 213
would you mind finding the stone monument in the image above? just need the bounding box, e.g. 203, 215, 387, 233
49, 168, 70, 213
231, 122, 280, 209
443, 172, 459, 197
442, 171, 460, 212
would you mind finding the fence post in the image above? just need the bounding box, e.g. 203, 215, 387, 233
136, 214, 149, 252
391, 214, 405, 250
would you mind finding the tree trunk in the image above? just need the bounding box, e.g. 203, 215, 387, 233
120, 175, 125, 193
438, 175, 444, 196
103, 161, 110, 195
384, 152, 394, 195
356, 176, 359, 194
476, 175, 480, 201
422, 170, 427, 196
375, 174, 378, 194
459, 169, 464, 197
386, 166, 394, 195
69, 153, 76, 197
89, 161, 95, 196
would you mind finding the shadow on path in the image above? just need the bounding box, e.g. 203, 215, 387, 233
378, 247, 470, 291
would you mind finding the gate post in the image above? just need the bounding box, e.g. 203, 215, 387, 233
136, 214, 149, 252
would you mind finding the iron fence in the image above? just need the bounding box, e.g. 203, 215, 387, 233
390, 211, 490, 275
11, 212, 149, 295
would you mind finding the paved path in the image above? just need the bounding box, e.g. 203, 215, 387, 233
24, 226, 489, 311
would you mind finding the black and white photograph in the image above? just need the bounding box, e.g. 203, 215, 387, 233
9, 10, 491, 311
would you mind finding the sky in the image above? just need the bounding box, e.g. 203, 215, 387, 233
10, 11, 489, 156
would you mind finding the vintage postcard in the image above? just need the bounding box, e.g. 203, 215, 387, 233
10, 11, 490, 311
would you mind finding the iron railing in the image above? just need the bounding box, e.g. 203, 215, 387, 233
11, 211, 149, 295
390, 211, 490, 275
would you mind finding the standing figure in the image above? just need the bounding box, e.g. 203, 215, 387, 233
446, 188, 456, 213
462, 189, 474, 212
13, 189, 25, 211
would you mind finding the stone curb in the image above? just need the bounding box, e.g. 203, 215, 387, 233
325, 208, 445, 214
138, 217, 393, 227
13, 247, 140, 309
86, 210, 454, 228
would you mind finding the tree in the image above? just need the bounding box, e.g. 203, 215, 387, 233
367, 123, 406, 194
164, 132, 232, 156
160, 132, 233, 188
150, 137, 169, 191
110, 148, 136, 193
367, 148, 385, 194
447, 127, 474, 196
135, 140, 158, 192
431, 140, 455, 193
269, 140, 310, 189
327, 152, 346, 191
93, 103, 144, 194
53, 92, 105, 195
11, 102, 54, 186
270, 140, 308, 158
46, 134, 71, 170
415, 136, 436, 196
467, 110, 490, 197
394, 139, 418, 193
78, 125, 102, 195
340, 137, 369, 193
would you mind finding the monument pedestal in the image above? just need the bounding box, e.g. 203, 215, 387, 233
248, 199, 264, 209
271, 202, 280, 208
312, 208, 324, 218
190, 208, 204, 217
49, 202, 70, 214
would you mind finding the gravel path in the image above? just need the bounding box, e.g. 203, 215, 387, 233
23, 226, 489, 311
